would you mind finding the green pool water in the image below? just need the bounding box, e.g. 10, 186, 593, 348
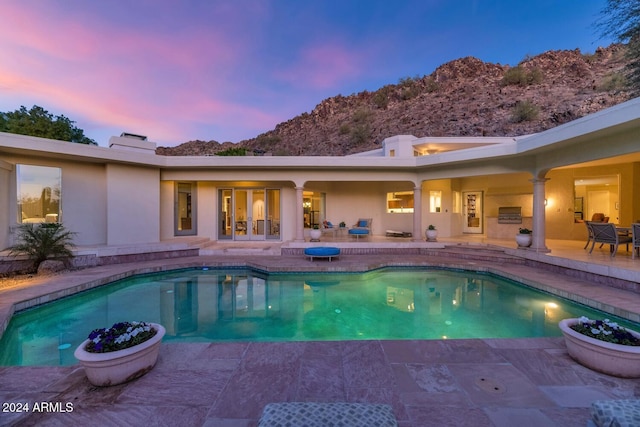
0, 267, 635, 366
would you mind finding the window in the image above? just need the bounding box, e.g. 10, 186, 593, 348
429, 190, 442, 213
17, 164, 61, 223
175, 182, 196, 235
387, 191, 414, 213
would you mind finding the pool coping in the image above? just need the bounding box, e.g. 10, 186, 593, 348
2, 253, 640, 345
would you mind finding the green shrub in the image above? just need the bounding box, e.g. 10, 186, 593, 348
339, 123, 351, 135
216, 147, 247, 156
597, 73, 627, 91
350, 123, 371, 145
424, 77, 439, 93
502, 66, 543, 86
511, 100, 539, 122
352, 108, 371, 123
373, 90, 389, 109
9, 223, 75, 272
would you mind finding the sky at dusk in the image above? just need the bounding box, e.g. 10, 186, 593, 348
0, 1, 615, 147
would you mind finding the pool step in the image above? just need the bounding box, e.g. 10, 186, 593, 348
432, 244, 525, 264
199, 242, 282, 256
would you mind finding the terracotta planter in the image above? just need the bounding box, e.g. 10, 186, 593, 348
74, 323, 165, 386
558, 318, 640, 378
516, 233, 532, 247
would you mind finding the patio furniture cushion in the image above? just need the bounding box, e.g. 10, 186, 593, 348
304, 247, 340, 261
348, 228, 369, 235
258, 402, 397, 427
591, 399, 640, 427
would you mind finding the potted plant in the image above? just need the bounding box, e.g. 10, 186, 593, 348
558, 316, 640, 378
339, 221, 346, 228
425, 225, 437, 241
309, 224, 322, 241
74, 321, 166, 386
516, 228, 532, 247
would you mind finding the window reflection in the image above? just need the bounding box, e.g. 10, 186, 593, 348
17, 164, 61, 223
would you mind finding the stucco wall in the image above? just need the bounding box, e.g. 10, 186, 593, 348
106, 164, 160, 245
0, 155, 108, 246
0, 160, 11, 250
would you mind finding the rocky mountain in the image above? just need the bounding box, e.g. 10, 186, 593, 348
156, 44, 631, 156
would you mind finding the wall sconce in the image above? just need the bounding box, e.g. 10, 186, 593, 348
544, 198, 548, 206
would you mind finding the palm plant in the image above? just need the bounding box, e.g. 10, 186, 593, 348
9, 223, 75, 272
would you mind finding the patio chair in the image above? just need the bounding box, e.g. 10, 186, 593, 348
348, 218, 372, 239
584, 221, 605, 250
588, 222, 632, 258
321, 220, 338, 237
632, 223, 640, 259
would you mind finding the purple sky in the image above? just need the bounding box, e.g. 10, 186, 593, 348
0, 1, 614, 147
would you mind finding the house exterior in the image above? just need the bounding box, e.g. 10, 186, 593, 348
1, 97, 640, 254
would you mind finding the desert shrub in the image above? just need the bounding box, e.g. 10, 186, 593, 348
339, 123, 351, 135
502, 66, 544, 86
9, 223, 75, 272
350, 123, 371, 145
352, 108, 371, 123
511, 100, 539, 122
597, 72, 628, 91
424, 77, 439, 93
373, 90, 389, 109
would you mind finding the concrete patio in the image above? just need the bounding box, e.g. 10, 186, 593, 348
1, 238, 639, 426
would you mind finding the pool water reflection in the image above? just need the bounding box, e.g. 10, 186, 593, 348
0, 268, 635, 366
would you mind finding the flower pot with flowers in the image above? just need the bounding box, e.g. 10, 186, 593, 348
558, 317, 640, 378
74, 321, 165, 386
516, 228, 532, 247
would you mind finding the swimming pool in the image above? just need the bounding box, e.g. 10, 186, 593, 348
1, 267, 636, 366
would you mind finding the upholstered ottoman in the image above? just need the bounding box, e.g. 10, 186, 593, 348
304, 247, 340, 261
258, 402, 397, 427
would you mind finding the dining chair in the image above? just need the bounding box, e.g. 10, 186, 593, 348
589, 222, 632, 258
632, 223, 640, 260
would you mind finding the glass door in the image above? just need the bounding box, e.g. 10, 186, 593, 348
218, 189, 233, 240
463, 191, 483, 234
235, 189, 266, 241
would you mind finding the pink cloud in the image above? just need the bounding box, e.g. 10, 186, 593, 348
276, 43, 364, 89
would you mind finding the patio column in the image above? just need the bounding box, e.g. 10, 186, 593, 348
413, 186, 422, 241
295, 186, 305, 242
530, 178, 550, 252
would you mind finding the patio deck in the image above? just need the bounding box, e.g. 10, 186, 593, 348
1, 237, 639, 426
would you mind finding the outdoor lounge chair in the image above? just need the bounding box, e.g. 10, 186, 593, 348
588, 222, 632, 258
321, 220, 337, 236
348, 218, 372, 239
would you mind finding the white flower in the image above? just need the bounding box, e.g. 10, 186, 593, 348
578, 316, 590, 324
591, 328, 600, 334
